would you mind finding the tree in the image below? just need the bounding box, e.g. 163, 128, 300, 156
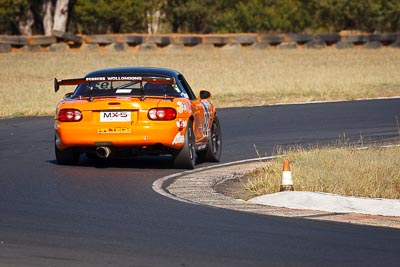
53, 0, 69, 32
336, 0, 382, 32
18, 6, 34, 35
1, 0, 400, 35
41, 0, 70, 35
42, 0, 53, 35
0, 0, 70, 35
0, 0, 31, 35
210, 0, 302, 33
73, 0, 146, 34
163, 0, 218, 33
145, 0, 165, 34
380, 0, 400, 32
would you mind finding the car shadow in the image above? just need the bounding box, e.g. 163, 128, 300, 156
47, 154, 181, 170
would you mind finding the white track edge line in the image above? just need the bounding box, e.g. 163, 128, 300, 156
152, 155, 283, 204
152, 143, 400, 205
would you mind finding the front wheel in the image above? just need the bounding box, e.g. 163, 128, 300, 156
173, 120, 196, 169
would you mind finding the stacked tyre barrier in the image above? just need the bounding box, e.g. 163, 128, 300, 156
1, 31, 400, 52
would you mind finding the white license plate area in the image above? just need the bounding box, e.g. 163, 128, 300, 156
100, 111, 131, 122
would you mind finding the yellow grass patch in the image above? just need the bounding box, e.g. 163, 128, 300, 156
1, 47, 400, 117
246, 146, 400, 199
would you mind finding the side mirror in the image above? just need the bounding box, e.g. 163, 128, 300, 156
63, 92, 73, 99
199, 90, 211, 100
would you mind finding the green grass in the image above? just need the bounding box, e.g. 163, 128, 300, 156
246, 146, 400, 199
1, 47, 400, 117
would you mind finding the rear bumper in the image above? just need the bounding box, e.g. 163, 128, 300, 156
55, 120, 186, 151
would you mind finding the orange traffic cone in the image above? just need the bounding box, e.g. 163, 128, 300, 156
280, 159, 294, 191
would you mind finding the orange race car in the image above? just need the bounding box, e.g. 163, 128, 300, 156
54, 67, 221, 169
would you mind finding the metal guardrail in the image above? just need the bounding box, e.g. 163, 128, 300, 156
0, 32, 399, 52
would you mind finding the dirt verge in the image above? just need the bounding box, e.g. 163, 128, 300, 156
166, 161, 400, 229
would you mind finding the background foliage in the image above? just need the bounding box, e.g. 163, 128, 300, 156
72, 0, 146, 34
0, 0, 400, 35
0, 0, 30, 34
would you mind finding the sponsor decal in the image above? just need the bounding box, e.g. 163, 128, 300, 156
106, 76, 142, 81
116, 89, 132, 94
99, 82, 110, 89
200, 100, 211, 137
172, 132, 185, 145
176, 119, 187, 129
100, 111, 131, 122
176, 101, 187, 113
86, 77, 105, 81
97, 127, 131, 134
86, 76, 143, 81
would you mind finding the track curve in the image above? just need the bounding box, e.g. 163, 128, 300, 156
1, 99, 399, 266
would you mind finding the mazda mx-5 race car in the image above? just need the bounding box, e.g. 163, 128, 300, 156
54, 67, 221, 169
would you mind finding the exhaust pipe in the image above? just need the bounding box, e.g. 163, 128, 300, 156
96, 146, 111, 158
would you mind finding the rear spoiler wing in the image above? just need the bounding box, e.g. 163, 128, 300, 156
54, 76, 174, 92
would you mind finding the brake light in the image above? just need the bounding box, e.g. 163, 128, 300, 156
58, 109, 82, 122
148, 108, 176, 120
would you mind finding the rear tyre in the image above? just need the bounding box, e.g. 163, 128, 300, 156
199, 116, 222, 162
55, 144, 80, 165
173, 120, 196, 169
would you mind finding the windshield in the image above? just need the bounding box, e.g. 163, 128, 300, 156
72, 80, 189, 99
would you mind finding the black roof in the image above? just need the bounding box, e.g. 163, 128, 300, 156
85, 67, 181, 78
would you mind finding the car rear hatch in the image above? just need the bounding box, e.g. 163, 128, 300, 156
73, 97, 173, 124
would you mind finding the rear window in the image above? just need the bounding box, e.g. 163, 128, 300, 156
72, 81, 189, 98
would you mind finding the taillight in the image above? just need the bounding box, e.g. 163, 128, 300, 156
58, 109, 82, 122
148, 108, 176, 120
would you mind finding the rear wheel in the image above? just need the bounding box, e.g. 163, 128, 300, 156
199, 116, 222, 162
55, 143, 80, 165
173, 120, 196, 169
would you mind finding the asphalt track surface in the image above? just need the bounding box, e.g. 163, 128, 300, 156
1, 99, 400, 266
